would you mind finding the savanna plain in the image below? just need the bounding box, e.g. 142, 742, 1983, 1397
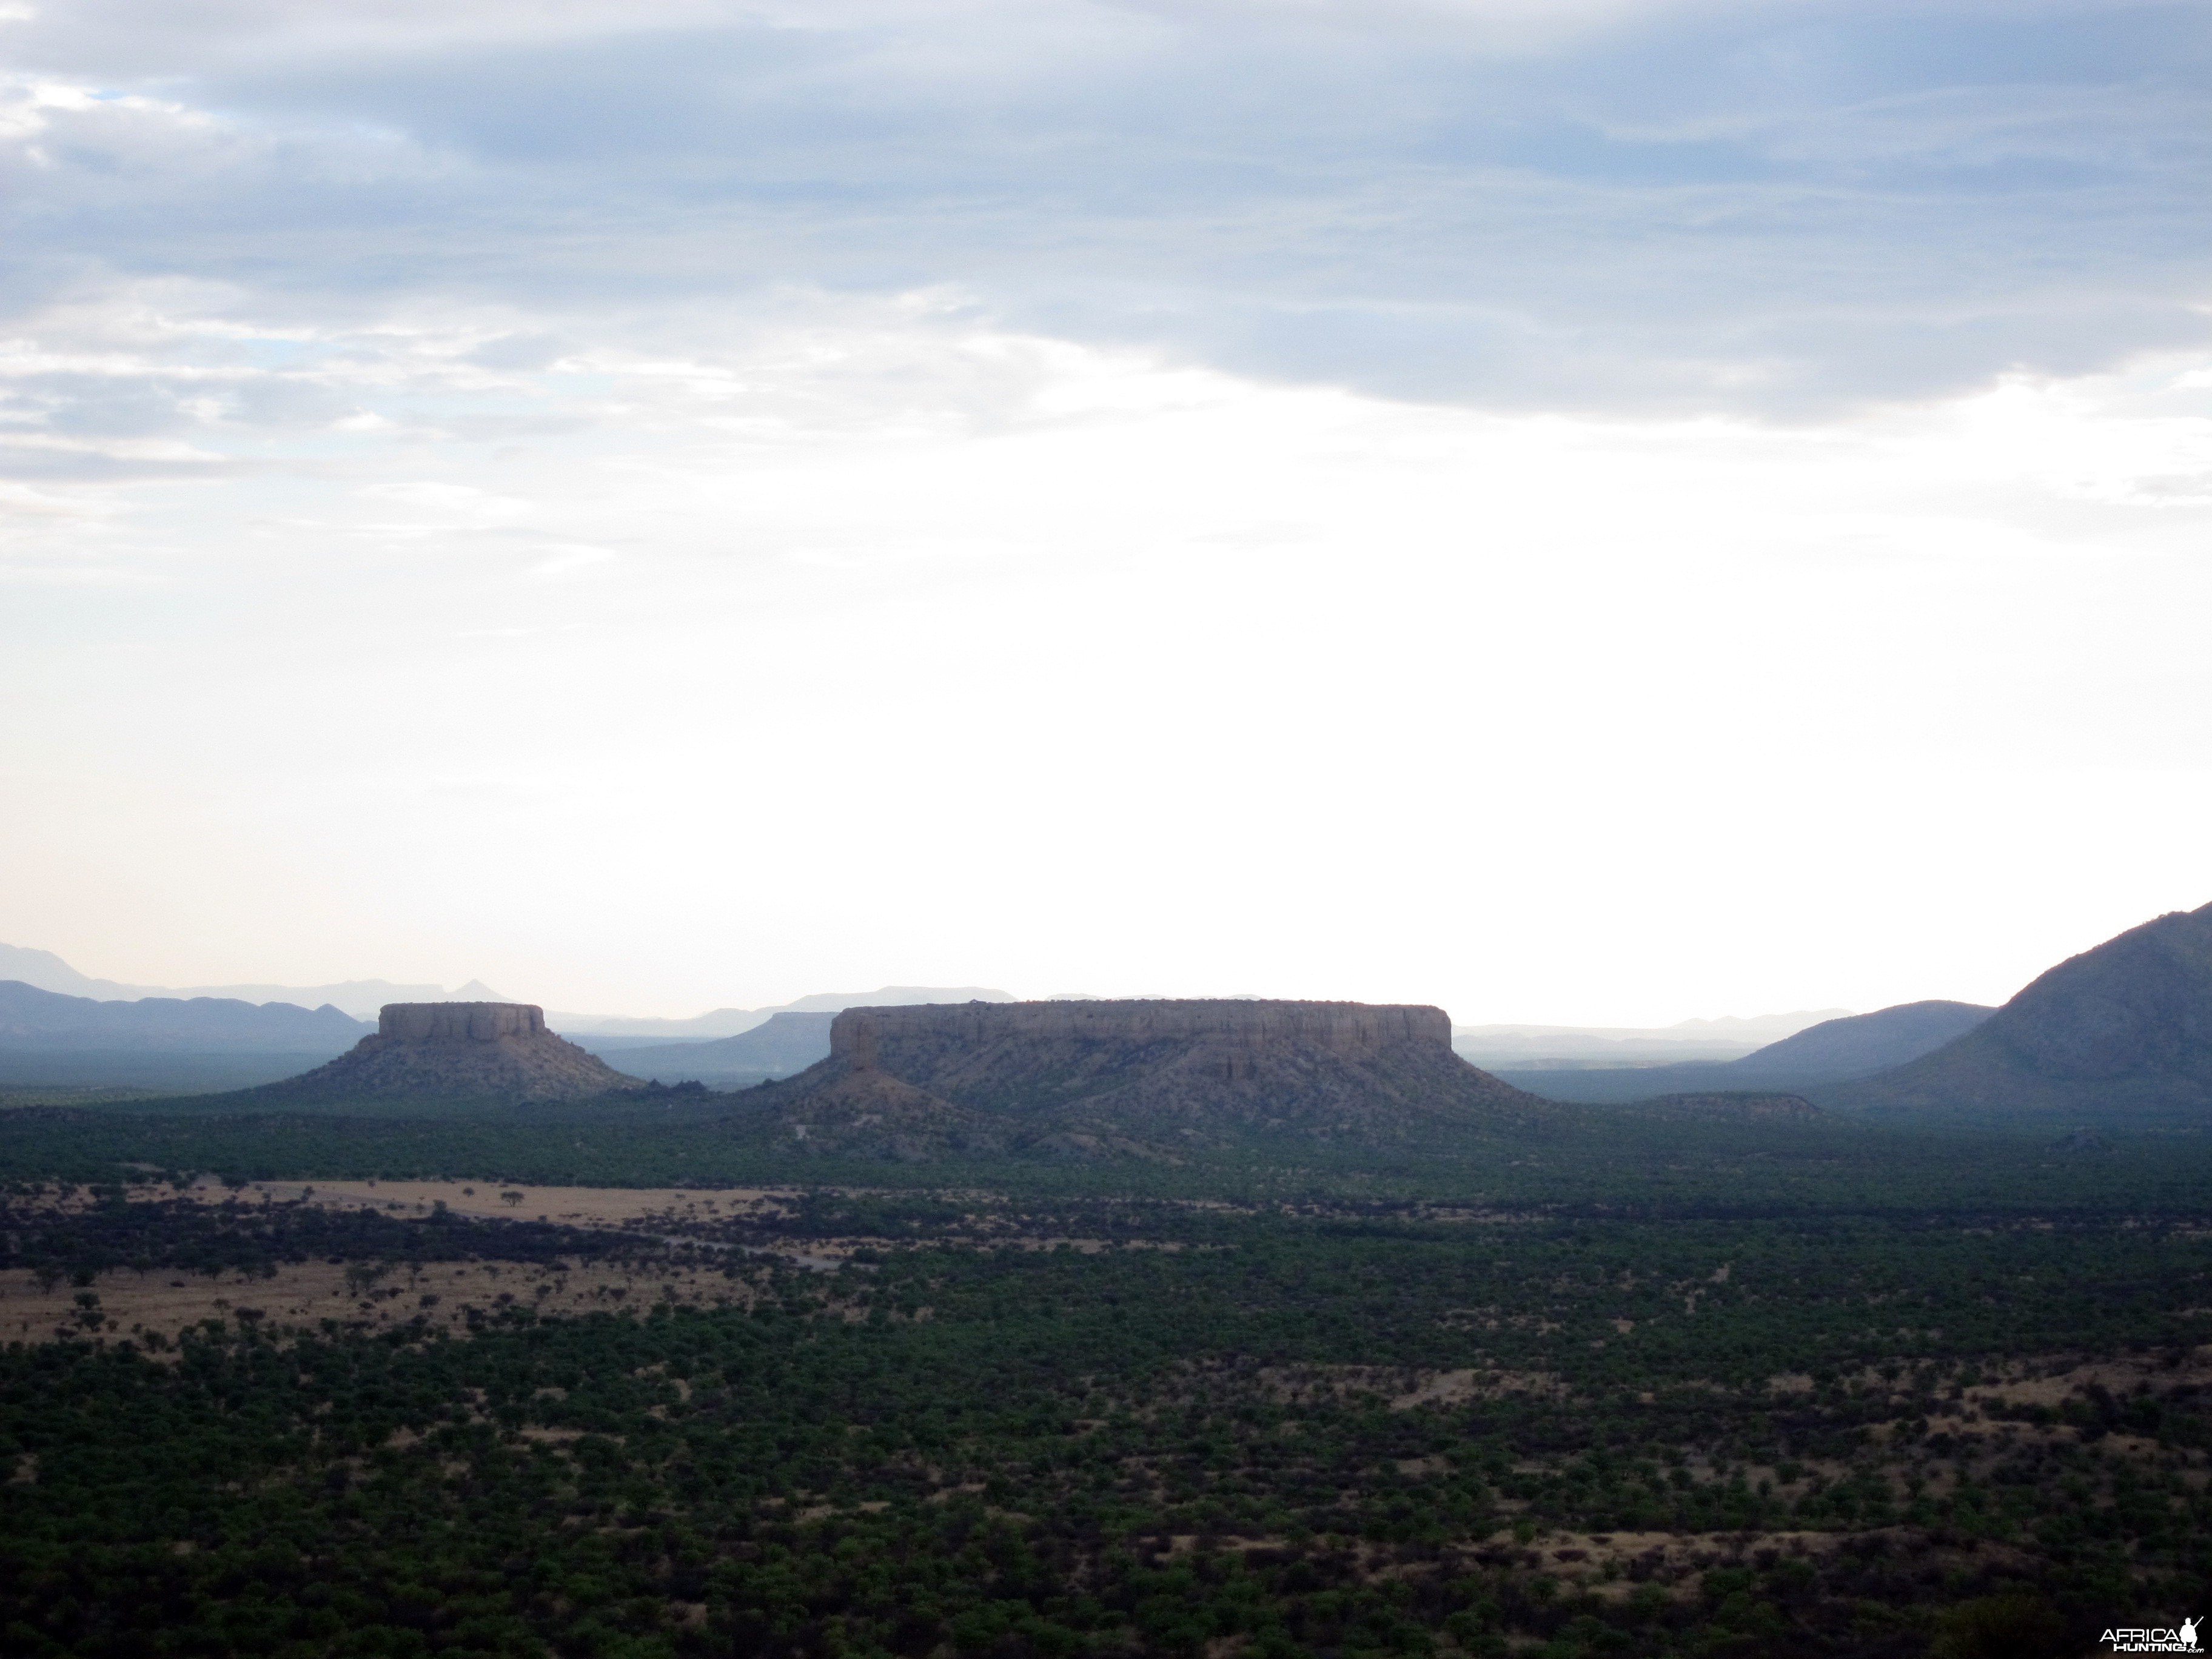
2, 1099, 2206, 1659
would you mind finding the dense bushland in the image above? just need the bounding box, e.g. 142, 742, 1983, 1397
2, 1188, 2208, 1657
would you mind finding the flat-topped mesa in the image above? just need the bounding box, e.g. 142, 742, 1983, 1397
250, 999, 640, 1104
756, 997, 1547, 1156
836, 999, 1452, 1073
379, 1002, 547, 1042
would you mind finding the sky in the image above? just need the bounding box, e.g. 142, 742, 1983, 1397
2, 0, 2210, 1024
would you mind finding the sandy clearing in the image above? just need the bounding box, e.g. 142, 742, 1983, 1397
167, 1178, 802, 1229
0, 1256, 766, 1353
79, 1182, 1196, 1264
1966, 1353, 2212, 1409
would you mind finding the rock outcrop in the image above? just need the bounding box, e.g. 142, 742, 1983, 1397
251, 1002, 642, 1105
745, 998, 1552, 1156
1829, 900, 2212, 1125
378, 1002, 547, 1042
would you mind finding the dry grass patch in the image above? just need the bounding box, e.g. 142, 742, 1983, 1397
169, 1178, 802, 1230
0, 1255, 766, 1353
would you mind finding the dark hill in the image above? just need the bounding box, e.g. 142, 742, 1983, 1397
1726, 1001, 1992, 1084
583, 1012, 833, 1084
0, 980, 370, 1052
1829, 901, 2212, 1125
741, 999, 1554, 1158
244, 1003, 642, 1106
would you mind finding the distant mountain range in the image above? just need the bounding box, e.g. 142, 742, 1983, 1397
558, 988, 1016, 1047
0, 943, 504, 1022
0, 980, 374, 1091
0, 944, 1017, 1047
590, 1012, 838, 1083
1, 941, 1855, 1069
0, 980, 368, 1050
1452, 1010, 1849, 1068
1499, 1002, 1995, 1104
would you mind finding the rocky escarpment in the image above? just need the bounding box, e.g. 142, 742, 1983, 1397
1830, 900, 2212, 1125
251, 1003, 643, 1105
745, 998, 1553, 1157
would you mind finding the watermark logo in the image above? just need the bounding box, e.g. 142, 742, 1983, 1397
2102, 1618, 2201, 1654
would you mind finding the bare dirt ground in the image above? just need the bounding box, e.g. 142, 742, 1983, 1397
0, 1255, 766, 1353
0, 1181, 1227, 1355
0, 1178, 933, 1352
170, 1178, 800, 1228
154, 1180, 1193, 1260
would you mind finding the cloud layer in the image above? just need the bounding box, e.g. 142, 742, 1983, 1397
6, 0, 2208, 415
3, 1, 2210, 1020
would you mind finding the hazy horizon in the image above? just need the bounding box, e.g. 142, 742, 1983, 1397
5, 2, 2207, 1027
0, 931, 2024, 1034
0, 934, 1880, 1028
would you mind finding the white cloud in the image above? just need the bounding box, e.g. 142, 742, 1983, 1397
4, 3, 2206, 414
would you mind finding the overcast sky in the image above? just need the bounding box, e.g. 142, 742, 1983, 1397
3, 0, 2208, 1023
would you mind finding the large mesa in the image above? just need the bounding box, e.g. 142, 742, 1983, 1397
746, 997, 1552, 1156
250, 1001, 642, 1104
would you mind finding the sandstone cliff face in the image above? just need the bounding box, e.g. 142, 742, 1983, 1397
756, 998, 1549, 1157
256, 1002, 640, 1105
379, 1002, 546, 1042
